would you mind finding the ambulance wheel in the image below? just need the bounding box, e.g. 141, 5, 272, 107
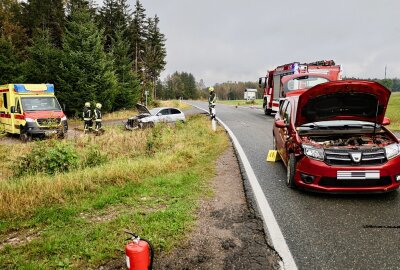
286, 153, 297, 188
59, 132, 67, 139
20, 133, 31, 142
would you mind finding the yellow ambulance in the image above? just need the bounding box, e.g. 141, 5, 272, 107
0, 84, 68, 140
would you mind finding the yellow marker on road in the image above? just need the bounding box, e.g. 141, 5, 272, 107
266, 150, 281, 162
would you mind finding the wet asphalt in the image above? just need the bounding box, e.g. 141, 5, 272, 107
189, 101, 400, 270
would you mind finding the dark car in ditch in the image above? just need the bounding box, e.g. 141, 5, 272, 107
273, 79, 400, 193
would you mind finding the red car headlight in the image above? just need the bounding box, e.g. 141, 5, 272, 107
384, 143, 400, 160
302, 144, 325, 161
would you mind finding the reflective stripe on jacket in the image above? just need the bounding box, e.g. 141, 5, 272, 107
208, 93, 216, 105
83, 107, 92, 121
94, 108, 102, 122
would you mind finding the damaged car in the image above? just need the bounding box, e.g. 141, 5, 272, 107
273, 80, 400, 193
125, 103, 186, 130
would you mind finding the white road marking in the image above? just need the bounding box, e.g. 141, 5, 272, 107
190, 103, 298, 270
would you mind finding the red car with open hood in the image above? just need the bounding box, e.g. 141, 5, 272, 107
273, 79, 400, 193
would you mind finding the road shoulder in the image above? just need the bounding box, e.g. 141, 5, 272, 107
155, 144, 281, 269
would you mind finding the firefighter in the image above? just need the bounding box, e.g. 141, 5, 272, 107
94, 103, 103, 131
82, 102, 93, 133
208, 87, 216, 118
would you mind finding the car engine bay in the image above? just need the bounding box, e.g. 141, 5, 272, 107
301, 133, 395, 149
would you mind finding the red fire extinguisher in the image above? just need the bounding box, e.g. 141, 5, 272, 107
125, 231, 154, 270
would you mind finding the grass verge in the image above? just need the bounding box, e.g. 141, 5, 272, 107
0, 115, 228, 269
218, 99, 263, 106
386, 92, 400, 131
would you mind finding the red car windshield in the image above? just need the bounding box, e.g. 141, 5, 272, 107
284, 76, 329, 91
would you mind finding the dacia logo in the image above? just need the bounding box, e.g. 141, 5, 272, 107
351, 152, 362, 163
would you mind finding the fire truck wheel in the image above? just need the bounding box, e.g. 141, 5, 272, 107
264, 107, 272, 115
286, 153, 297, 188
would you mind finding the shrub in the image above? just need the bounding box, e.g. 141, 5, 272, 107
146, 124, 163, 155
151, 100, 161, 107
16, 141, 78, 176
81, 145, 107, 168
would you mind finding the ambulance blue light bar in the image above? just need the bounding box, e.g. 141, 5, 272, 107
14, 84, 55, 93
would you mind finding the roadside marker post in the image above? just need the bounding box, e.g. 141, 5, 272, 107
211, 119, 217, 131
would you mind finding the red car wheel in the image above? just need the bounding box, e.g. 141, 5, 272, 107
286, 153, 297, 188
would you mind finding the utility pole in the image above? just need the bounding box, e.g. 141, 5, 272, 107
385, 65, 387, 79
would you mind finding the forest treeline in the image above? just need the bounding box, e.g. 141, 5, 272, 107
0, 0, 166, 115
156, 73, 259, 101
370, 78, 399, 92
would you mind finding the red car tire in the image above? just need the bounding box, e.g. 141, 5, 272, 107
286, 153, 297, 188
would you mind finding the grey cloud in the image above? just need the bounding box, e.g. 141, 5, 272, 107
96, 0, 400, 85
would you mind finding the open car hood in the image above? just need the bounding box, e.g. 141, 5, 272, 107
296, 80, 391, 126
135, 103, 151, 115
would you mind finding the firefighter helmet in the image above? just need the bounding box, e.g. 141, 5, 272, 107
209, 87, 214, 92
96, 103, 102, 109
85, 102, 90, 108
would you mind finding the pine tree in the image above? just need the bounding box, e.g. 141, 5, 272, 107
66, 0, 97, 17
98, 0, 131, 51
57, 6, 117, 115
159, 72, 200, 100
25, 29, 62, 84
129, 0, 147, 74
0, 0, 29, 54
0, 36, 25, 82
20, 0, 65, 47
111, 26, 140, 110
144, 15, 166, 99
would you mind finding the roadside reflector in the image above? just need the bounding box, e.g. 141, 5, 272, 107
266, 150, 281, 162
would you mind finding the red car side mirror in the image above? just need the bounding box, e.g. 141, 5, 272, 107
382, 117, 390, 126
275, 120, 287, 128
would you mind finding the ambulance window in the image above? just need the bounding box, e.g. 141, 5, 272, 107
3, 94, 7, 109
16, 99, 21, 113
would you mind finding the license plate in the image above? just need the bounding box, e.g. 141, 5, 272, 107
337, 170, 380, 180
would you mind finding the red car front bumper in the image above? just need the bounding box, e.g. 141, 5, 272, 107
294, 155, 400, 193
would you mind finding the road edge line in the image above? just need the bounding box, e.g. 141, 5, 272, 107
190, 103, 298, 270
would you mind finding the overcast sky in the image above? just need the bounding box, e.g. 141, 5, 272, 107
95, 0, 400, 86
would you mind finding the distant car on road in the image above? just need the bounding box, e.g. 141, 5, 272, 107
125, 103, 186, 129
273, 80, 400, 193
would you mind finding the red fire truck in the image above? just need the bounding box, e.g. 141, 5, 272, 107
259, 60, 342, 115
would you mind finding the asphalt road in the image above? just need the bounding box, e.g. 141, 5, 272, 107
189, 101, 400, 270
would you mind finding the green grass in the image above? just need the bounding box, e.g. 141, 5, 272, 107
0, 115, 228, 269
386, 92, 400, 131
218, 99, 263, 106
